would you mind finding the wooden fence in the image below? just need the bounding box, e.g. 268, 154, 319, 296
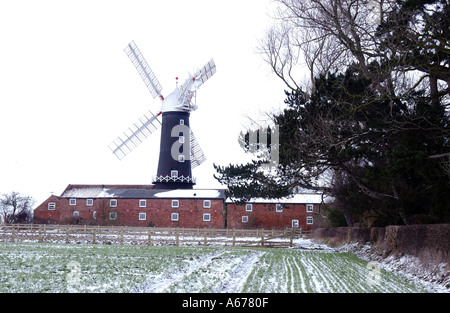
0, 224, 309, 248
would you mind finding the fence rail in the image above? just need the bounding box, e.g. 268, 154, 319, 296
0, 224, 309, 248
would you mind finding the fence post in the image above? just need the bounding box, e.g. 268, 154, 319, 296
203, 231, 207, 246
176, 229, 180, 246
232, 230, 236, 247
148, 230, 152, 246
65, 226, 69, 244
38, 225, 43, 243
290, 229, 293, 247
92, 230, 96, 244
120, 228, 124, 245
11, 227, 15, 243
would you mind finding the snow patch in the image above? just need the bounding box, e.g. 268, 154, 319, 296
61, 188, 116, 198
336, 242, 450, 293
153, 189, 221, 198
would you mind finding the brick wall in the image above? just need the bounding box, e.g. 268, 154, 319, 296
226, 202, 315, 230
34, 196, 225, 228
34, 196, 318, 230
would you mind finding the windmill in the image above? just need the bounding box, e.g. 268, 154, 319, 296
109, 41, 216, 189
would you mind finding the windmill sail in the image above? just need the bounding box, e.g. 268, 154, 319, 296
177, 59, 216, 110
192, 59, 217, 86
109, 110, 162, 160
124, 41, 163, 99
189, 129, 206, 169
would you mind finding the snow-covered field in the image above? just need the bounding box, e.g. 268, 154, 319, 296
0, 239, 444, 293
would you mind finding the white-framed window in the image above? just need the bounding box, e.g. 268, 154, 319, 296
109, 212, 117, 220
276, 203, 283, 212
245, 203, 253, 212
171, 170, 178, 178
73, 211, 79, 217
242, 216, 248, 223
86, 199, 93, 206
179, 136, 185, 144
48, 202, 56, 210
292, 219, 299, 228
139, 212, 147, 221
306, 204, 313, 212
139, 199, 146, 208
172, 200, 179, 208
307, 216, 313, 224
110, 199, 117, 207
171, 212, 179, 221
179, 119, 184, 125
203, 200, 211, 208
93, 211, 97, 219
69, 198, 76, 206
203, 213, 211, 222
178, 155, 185, 163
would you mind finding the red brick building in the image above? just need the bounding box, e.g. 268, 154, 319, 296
226, 196, 319, 230
33, 184, 322, 230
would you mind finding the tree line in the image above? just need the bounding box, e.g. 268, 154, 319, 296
214, 0, 449, 227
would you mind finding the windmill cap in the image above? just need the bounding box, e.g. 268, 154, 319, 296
161, 86, 182, 112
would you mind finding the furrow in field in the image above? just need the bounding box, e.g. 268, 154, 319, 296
289, 252, 307, 292
132, 250, 227, 293
213, 250, 265, 293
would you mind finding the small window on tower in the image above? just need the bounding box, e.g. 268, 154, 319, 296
48, 202, 56, 210
172, 200, 179, 208
69, 199, 76, 206
179, 136, 185, 144
171, 213, 179, 221
86, 199, 93, 206
171, 170, 178, 178
178, 155, 185, 163
179, 119, 184, 125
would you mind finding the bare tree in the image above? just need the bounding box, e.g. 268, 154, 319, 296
260, 0, 449, 104
0, 192, 35, 224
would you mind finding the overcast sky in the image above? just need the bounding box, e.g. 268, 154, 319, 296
0, 0, 293, 207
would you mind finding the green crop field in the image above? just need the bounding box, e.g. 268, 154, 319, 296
0, 242, 427, 293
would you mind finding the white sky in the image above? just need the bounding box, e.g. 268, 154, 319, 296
0, 0, 292, 207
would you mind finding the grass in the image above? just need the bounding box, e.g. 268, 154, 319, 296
0, 242, 428, 293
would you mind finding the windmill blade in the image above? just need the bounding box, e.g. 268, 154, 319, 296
179, 59, 216, 93
192, 58, 216, 87
189, 129, 206, 169
109, 110, 162, 160
177, 59, 216, 109
124, 41, 164, 100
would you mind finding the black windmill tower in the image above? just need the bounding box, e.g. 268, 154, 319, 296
109, 41, 216, 189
